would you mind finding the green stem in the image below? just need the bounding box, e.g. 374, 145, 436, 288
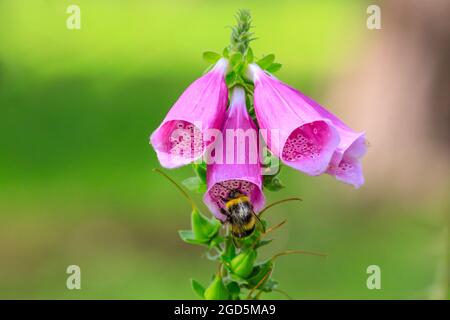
271, 250, 327, 261
153, 168, 198, 211
246, 268, 272, 300
259, 197, 302, 217
262, 219, 287, 237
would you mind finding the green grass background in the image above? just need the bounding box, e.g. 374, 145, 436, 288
0, 0, 447, 299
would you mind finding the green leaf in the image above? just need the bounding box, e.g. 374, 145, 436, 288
178, 230, 209, 245
223, 47, 230, 58
255, 239, 273, 249
263, 176, 285, 192
246, 47, 254, 63
182, 176, 206, 193
266, 63, 282, 73
191, 209, 221, 240
203, 51, 222, 64
191, 279, 206, 299
256, 54, 275, 69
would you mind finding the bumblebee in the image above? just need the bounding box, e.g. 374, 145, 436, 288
219, 187, 261, 239
153, 168, 301, 241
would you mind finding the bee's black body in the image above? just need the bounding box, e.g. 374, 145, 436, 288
219, 189, 257, 239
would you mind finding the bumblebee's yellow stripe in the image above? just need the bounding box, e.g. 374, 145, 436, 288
225, 196, 249, 208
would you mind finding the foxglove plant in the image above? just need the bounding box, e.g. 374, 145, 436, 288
150, 9, 366, 299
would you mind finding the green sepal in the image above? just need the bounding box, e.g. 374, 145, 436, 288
204, 275, 230, 300
266, 63, 282, 73
245, 260, 273, 288
223, 47, 230, 58
230, 249, 257, 279
203, 51, 222, 64
191, 278, 206, 299
178, 230, 209, 245
192, 208, 221, 240
220, 238, 237, 263
226, 281, 241, 300
246, 47, 254, 63
256, 54, 275, 69
254, 238, 273, 250
263, 175, 285, 192
179, 209, 221, 246
225, 71, 238, 87
234, 61, 246, 74
208, 236, 224, 250
230, 52, 243, 69
237, 229, 262, 249
193, 162, 207, 183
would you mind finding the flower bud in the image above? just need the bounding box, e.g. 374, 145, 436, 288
191, 209, 220, 240
230, 249, 257, 278
204, 275, 229, 300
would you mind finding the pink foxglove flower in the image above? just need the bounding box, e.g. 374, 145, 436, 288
150, 58, 229, 168
203, 87, 265, 221
248, 63, 340, 176
310, 102, 367, 188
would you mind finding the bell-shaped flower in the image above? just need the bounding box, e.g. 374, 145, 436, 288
248, 63, 340, 176
203, 87, 265, 221
248, 63, 366, 186
310, 102, 367, 188
150, 58, 229, 168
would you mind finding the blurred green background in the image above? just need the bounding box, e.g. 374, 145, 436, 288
0, 0, 448, 299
